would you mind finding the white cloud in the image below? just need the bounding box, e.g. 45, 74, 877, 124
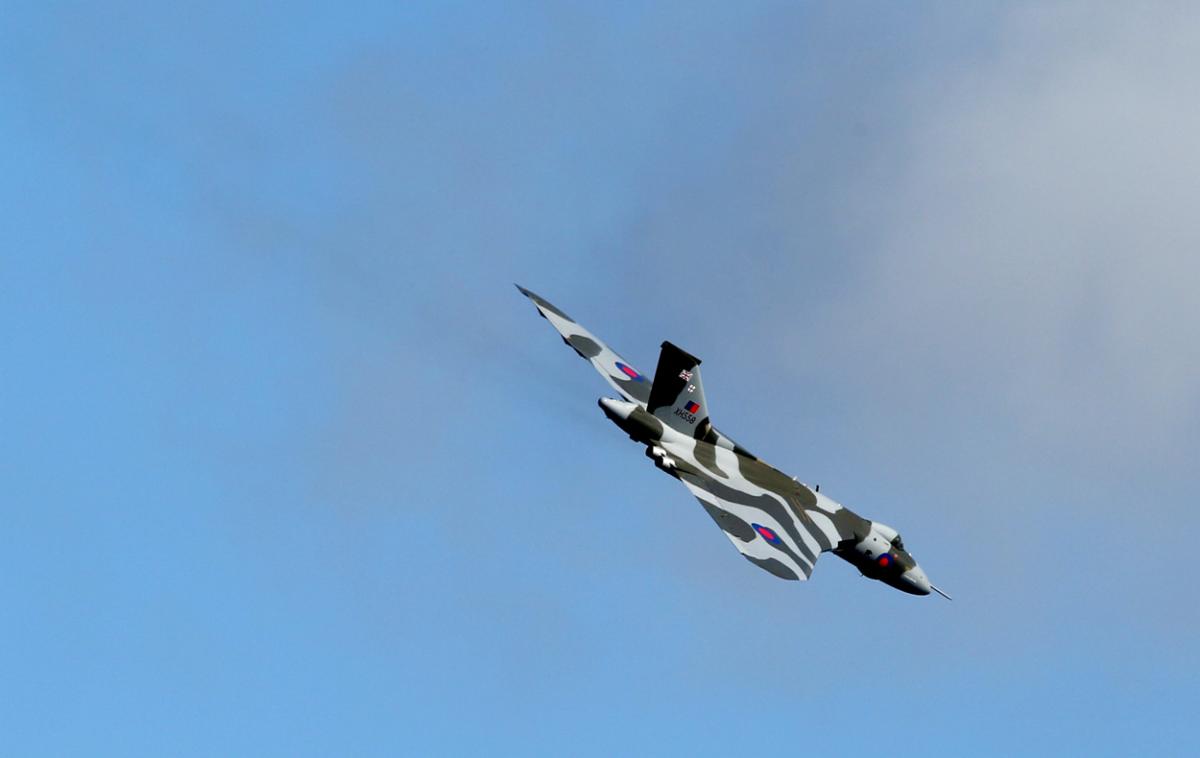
825, 4, 1200, 469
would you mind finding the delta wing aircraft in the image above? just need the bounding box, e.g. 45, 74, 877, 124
518, 285, 950, 599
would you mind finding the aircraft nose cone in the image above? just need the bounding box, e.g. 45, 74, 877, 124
901, 566, 932, 596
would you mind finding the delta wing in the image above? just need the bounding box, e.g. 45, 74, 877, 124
516, 285, 651, 406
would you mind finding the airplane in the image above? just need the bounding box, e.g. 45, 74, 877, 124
517, 284, 950, 599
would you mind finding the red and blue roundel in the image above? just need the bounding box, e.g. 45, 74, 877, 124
752, 523, 783, 546
877, 553, 894, 568
615, 362, 645, 381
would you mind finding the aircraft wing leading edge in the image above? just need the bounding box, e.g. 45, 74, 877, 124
516, 284, 651, 406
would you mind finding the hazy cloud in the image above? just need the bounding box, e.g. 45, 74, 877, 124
828, 4, 1200, 473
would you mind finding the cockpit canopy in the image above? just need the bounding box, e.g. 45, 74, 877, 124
891, 534, 905, 551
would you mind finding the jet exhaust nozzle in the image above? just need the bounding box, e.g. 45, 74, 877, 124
598, 397, 635, 421
598, 397, 665, 444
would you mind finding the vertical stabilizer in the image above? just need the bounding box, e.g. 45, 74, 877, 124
647, 341, 711, 438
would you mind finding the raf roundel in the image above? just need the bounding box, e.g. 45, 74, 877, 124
615, 362, 645, 382
752, 523, 783, 546
877, 554, 892, 568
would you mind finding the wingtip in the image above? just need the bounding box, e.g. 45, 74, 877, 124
513, 285, 571, 320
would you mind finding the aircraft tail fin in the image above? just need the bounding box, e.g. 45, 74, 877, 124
648, 341, 711, 438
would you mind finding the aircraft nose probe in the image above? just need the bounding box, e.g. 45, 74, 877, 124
930, 584, 953, 601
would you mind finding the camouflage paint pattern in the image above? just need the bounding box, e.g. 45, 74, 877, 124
518, 285, 937, 596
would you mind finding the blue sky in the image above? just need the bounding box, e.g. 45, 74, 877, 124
3, 2, 1198, 755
